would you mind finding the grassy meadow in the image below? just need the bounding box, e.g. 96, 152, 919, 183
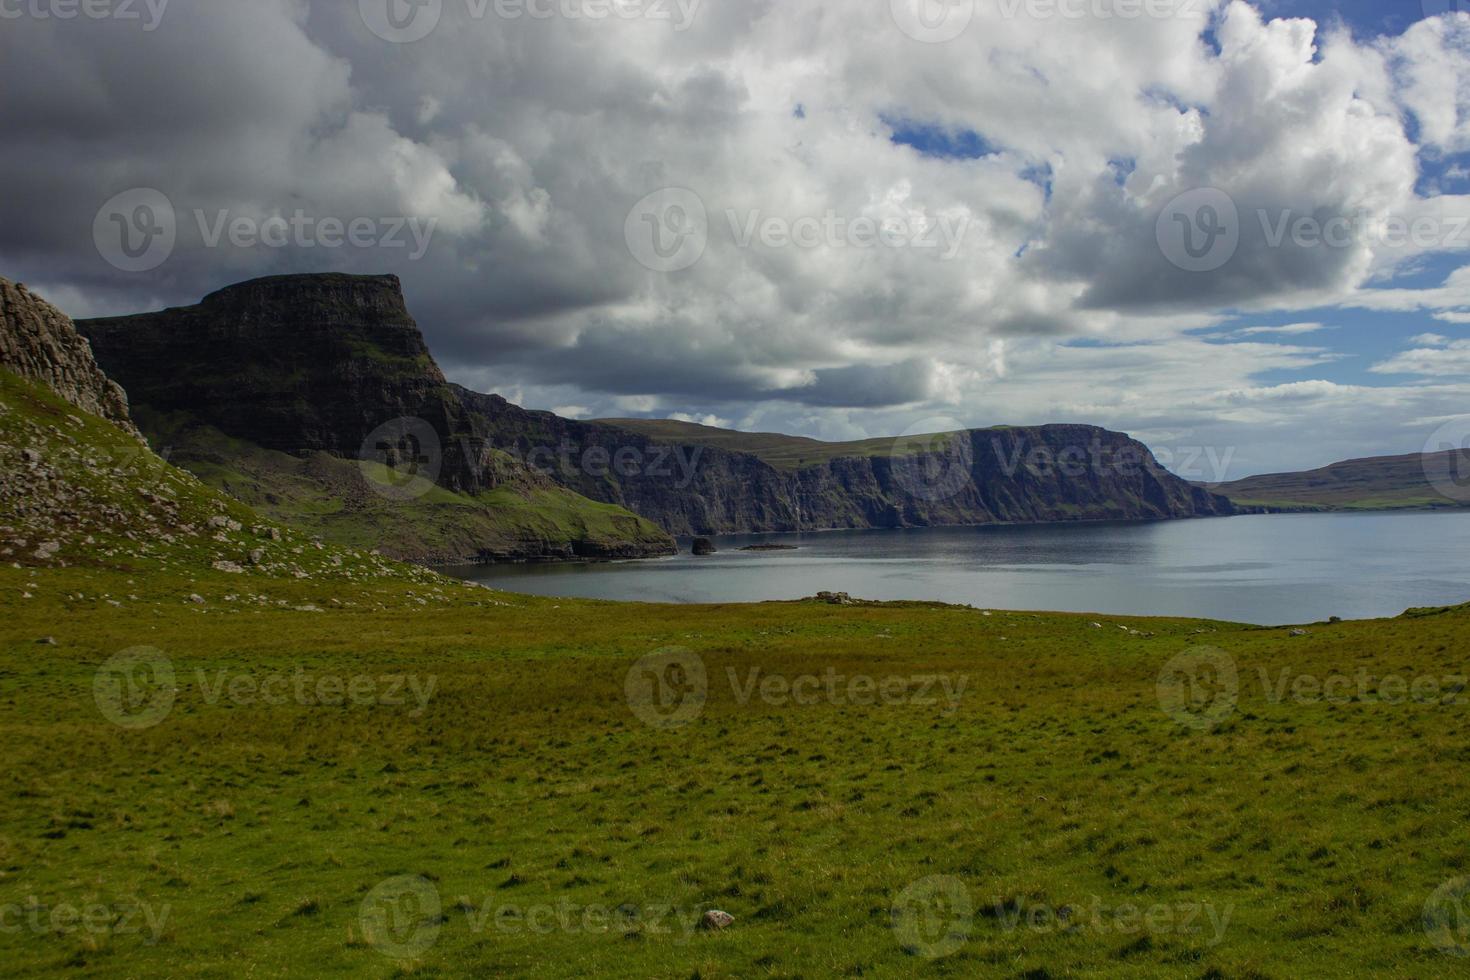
3, 562, 1470, 977
4, 365, 1470, 977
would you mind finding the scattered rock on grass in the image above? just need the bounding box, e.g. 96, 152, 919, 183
699, 910, 734, 931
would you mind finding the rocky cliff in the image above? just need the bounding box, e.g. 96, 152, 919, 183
0, 277, 139, 437
78, 272, 1232, 544
77, 274, 674, 562
457, 387, 1234, 533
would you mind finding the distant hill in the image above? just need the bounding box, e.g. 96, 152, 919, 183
586, 414, 1234, 530
1212, 451, 1470, 511
595, 417, 988, 470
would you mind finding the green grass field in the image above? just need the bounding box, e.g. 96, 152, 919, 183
6, 368, 1470, 977
3, 562, 1470, 977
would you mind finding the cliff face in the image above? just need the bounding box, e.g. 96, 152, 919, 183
76, 272, 1231, 545
80, 274, 452, 459
83, 274, 546, 497
455, 388, 1234, 534
0, 277, 139, 437
76, 274, 675, 561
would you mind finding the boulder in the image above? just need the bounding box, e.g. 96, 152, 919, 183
699, 910, 734, 931
0, 278, 140, 437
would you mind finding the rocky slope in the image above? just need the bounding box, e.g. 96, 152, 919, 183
462, 388, 1235, 533
78, 272, 1232, 542
77, 275, 674, 562
0, 277, 139, 437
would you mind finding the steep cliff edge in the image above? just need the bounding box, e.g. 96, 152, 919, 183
76, 275, 674, 562
0, 277, 139, 437
461, 391, 1235, 534
77, 271, 1231, 545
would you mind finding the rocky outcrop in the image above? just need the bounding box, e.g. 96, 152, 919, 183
454, 385, 1235, 534
77, 274, 675, 561
80, 273, 446, 461
0, 277, 139, 437
77, 272, 1231, 545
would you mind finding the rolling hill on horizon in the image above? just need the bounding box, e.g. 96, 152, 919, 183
609, 415, 1470, 515
1211, 449, 1470, 511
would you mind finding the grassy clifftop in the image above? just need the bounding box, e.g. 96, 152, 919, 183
596, 416, 983, 470
137, 408, 675, 565
1213, 450, 1470, 512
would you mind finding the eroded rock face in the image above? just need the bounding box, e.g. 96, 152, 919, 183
80, 273, 527, 498
77, 272, 1233, 540
458, 385, 1237, 535
76, 273, 677, 562
0, 277, 139, 437
80, 273, 441, 461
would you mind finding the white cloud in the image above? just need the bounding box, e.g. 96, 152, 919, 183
4, 1, 1470, 475
1373, 339, 1470, 376
1233, 322, 1333, 337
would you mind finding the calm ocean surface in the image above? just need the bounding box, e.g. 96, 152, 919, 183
447, 512, 1470, 625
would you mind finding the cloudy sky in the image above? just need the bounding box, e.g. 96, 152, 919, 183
3, 0, 1470, 479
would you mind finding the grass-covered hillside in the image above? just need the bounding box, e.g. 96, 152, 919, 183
137, 408, 675, 565
4, 364, 1470, 976
76, 274, 676, 562
1214, 450, 1469, 512
597, 416, 981, 471
0, 369, 441, 588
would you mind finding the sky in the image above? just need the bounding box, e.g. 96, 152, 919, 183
3, 0, 1470, 480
